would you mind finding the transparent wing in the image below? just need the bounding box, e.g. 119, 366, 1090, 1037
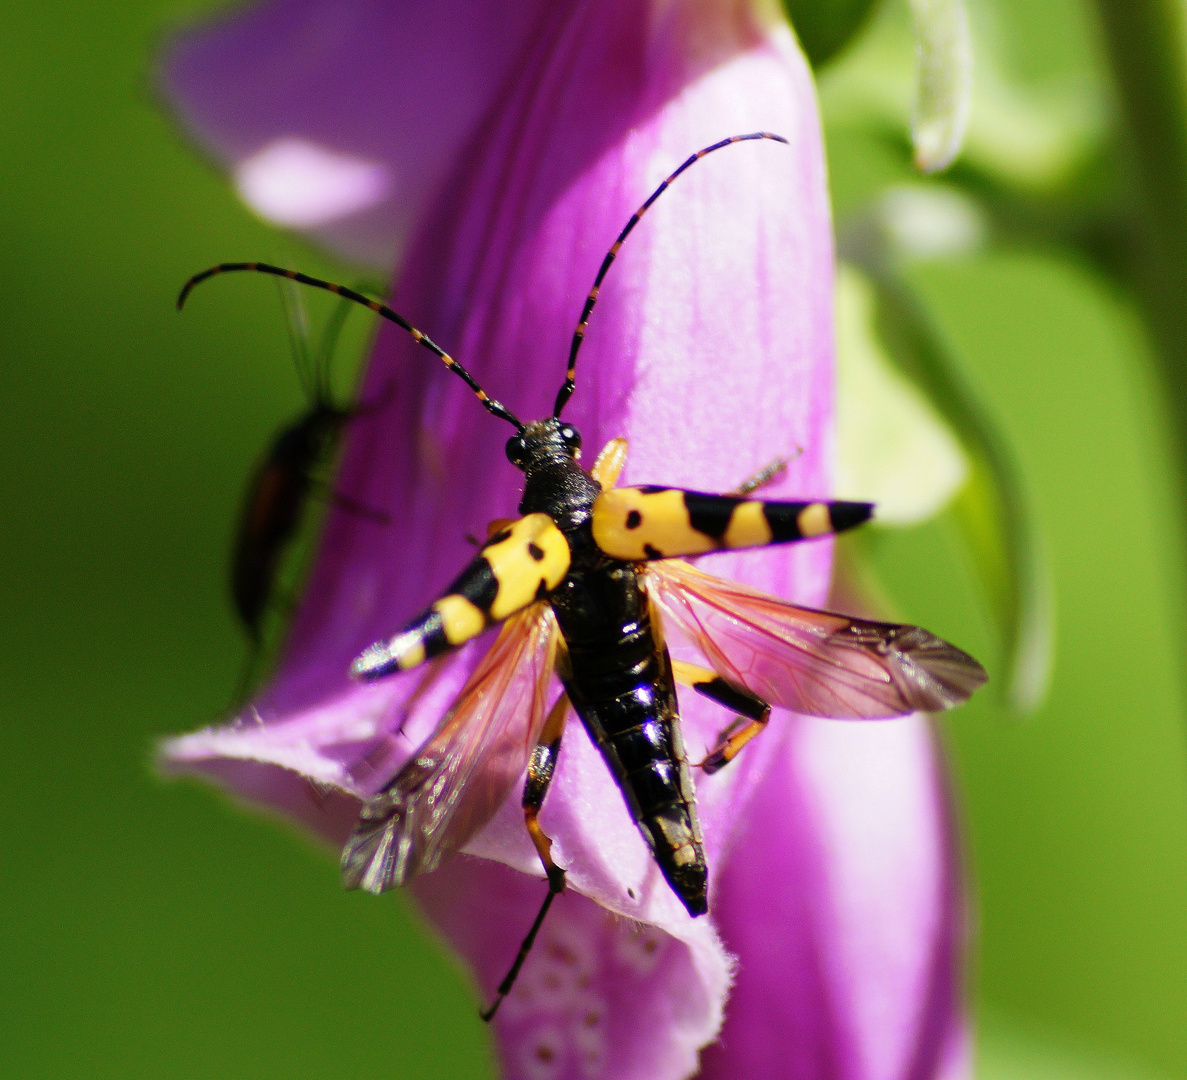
646, 560, 985, 718
342, 603, 559, 893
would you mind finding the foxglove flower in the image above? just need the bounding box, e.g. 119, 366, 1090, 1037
161, 1, 967, 1077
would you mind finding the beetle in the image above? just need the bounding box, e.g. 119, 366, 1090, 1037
220, 283, 389, 694
179, 131, 986, 1019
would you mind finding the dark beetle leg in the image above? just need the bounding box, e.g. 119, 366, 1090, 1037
671, 660, 772, 774
480, 693, 570, 1022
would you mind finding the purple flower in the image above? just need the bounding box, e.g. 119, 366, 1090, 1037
161, 2, 967, 1077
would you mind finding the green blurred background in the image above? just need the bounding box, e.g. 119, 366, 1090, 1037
2, 0, 1186, 1077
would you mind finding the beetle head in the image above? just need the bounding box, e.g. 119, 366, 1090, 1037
505, 417, 582, 473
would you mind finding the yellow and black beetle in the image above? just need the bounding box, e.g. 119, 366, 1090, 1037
180, 132, 986, 1019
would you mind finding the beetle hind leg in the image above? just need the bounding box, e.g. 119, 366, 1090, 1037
671, 660, 772, 774
480, 692, 570, 1022
522, 693, 570, 892
730, 449, 801, 496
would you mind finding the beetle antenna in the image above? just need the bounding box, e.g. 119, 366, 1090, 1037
179, 263, 525, 431
553, 131, 788, 418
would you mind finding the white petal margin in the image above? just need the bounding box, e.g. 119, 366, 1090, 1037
234, 138, 392, 229
909, 0, 972, 172
835, 263, 967, 525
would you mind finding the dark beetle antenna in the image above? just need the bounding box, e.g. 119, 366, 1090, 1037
179, 263, 525, 431
553, 131, 789, 418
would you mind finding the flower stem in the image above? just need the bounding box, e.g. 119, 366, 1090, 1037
1094, 1, 1187, 488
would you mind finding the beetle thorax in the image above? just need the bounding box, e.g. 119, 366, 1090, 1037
507, 418, 601, 531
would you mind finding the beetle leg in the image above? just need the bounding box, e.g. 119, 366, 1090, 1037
522, 692, 570, 892
327, 489, 391, 524
481, 692, 570, 1022
591, 437, 629, 489
729, 448, 802, 496
306, 477, 391, 523
671, 659, 771, 774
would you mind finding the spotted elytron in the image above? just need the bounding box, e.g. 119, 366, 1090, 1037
180, 132, 986, 1020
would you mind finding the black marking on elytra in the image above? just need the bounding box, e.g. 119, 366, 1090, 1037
449, 557, 500, 614
485, 527, 513, 547
828, 501, 875, 532
626, 510, 642, 529
684, 492, 741, 541
528, 542, 545, 561
420, 611, 450, 661
762, 502, 811, 542
643, 543, 664, 560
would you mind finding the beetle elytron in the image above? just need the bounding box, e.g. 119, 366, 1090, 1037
180, 132, 986, 1019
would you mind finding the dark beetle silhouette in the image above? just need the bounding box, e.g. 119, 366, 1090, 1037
228, 284, 388, 648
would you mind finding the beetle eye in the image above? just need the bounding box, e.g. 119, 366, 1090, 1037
559, 425, 582, 454
505, 435, 529, 466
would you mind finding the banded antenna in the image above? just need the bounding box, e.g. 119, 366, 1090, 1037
178, 263, 525, 432
553, 131, 789, 418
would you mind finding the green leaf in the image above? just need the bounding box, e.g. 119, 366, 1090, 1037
782, 0, 881, 68
843, 257, 1053, 713
835, 263, 969, 524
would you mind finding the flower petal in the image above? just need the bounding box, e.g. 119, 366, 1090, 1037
698, 716, 967, 1080
282, 0, 836, 911
412, 857, 732, 1080
161, 0, 553, 266
165, 0, 863, 1074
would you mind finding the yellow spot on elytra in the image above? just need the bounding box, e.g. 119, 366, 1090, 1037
411, 329, 423, 341
797, 502, 832, 538
391, 635, 426, 671
591, 488, 713, 560
477, 390, 488, 400
723, 501, 773, 549
482, 514, 571, 619
433, 595, 486, 645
